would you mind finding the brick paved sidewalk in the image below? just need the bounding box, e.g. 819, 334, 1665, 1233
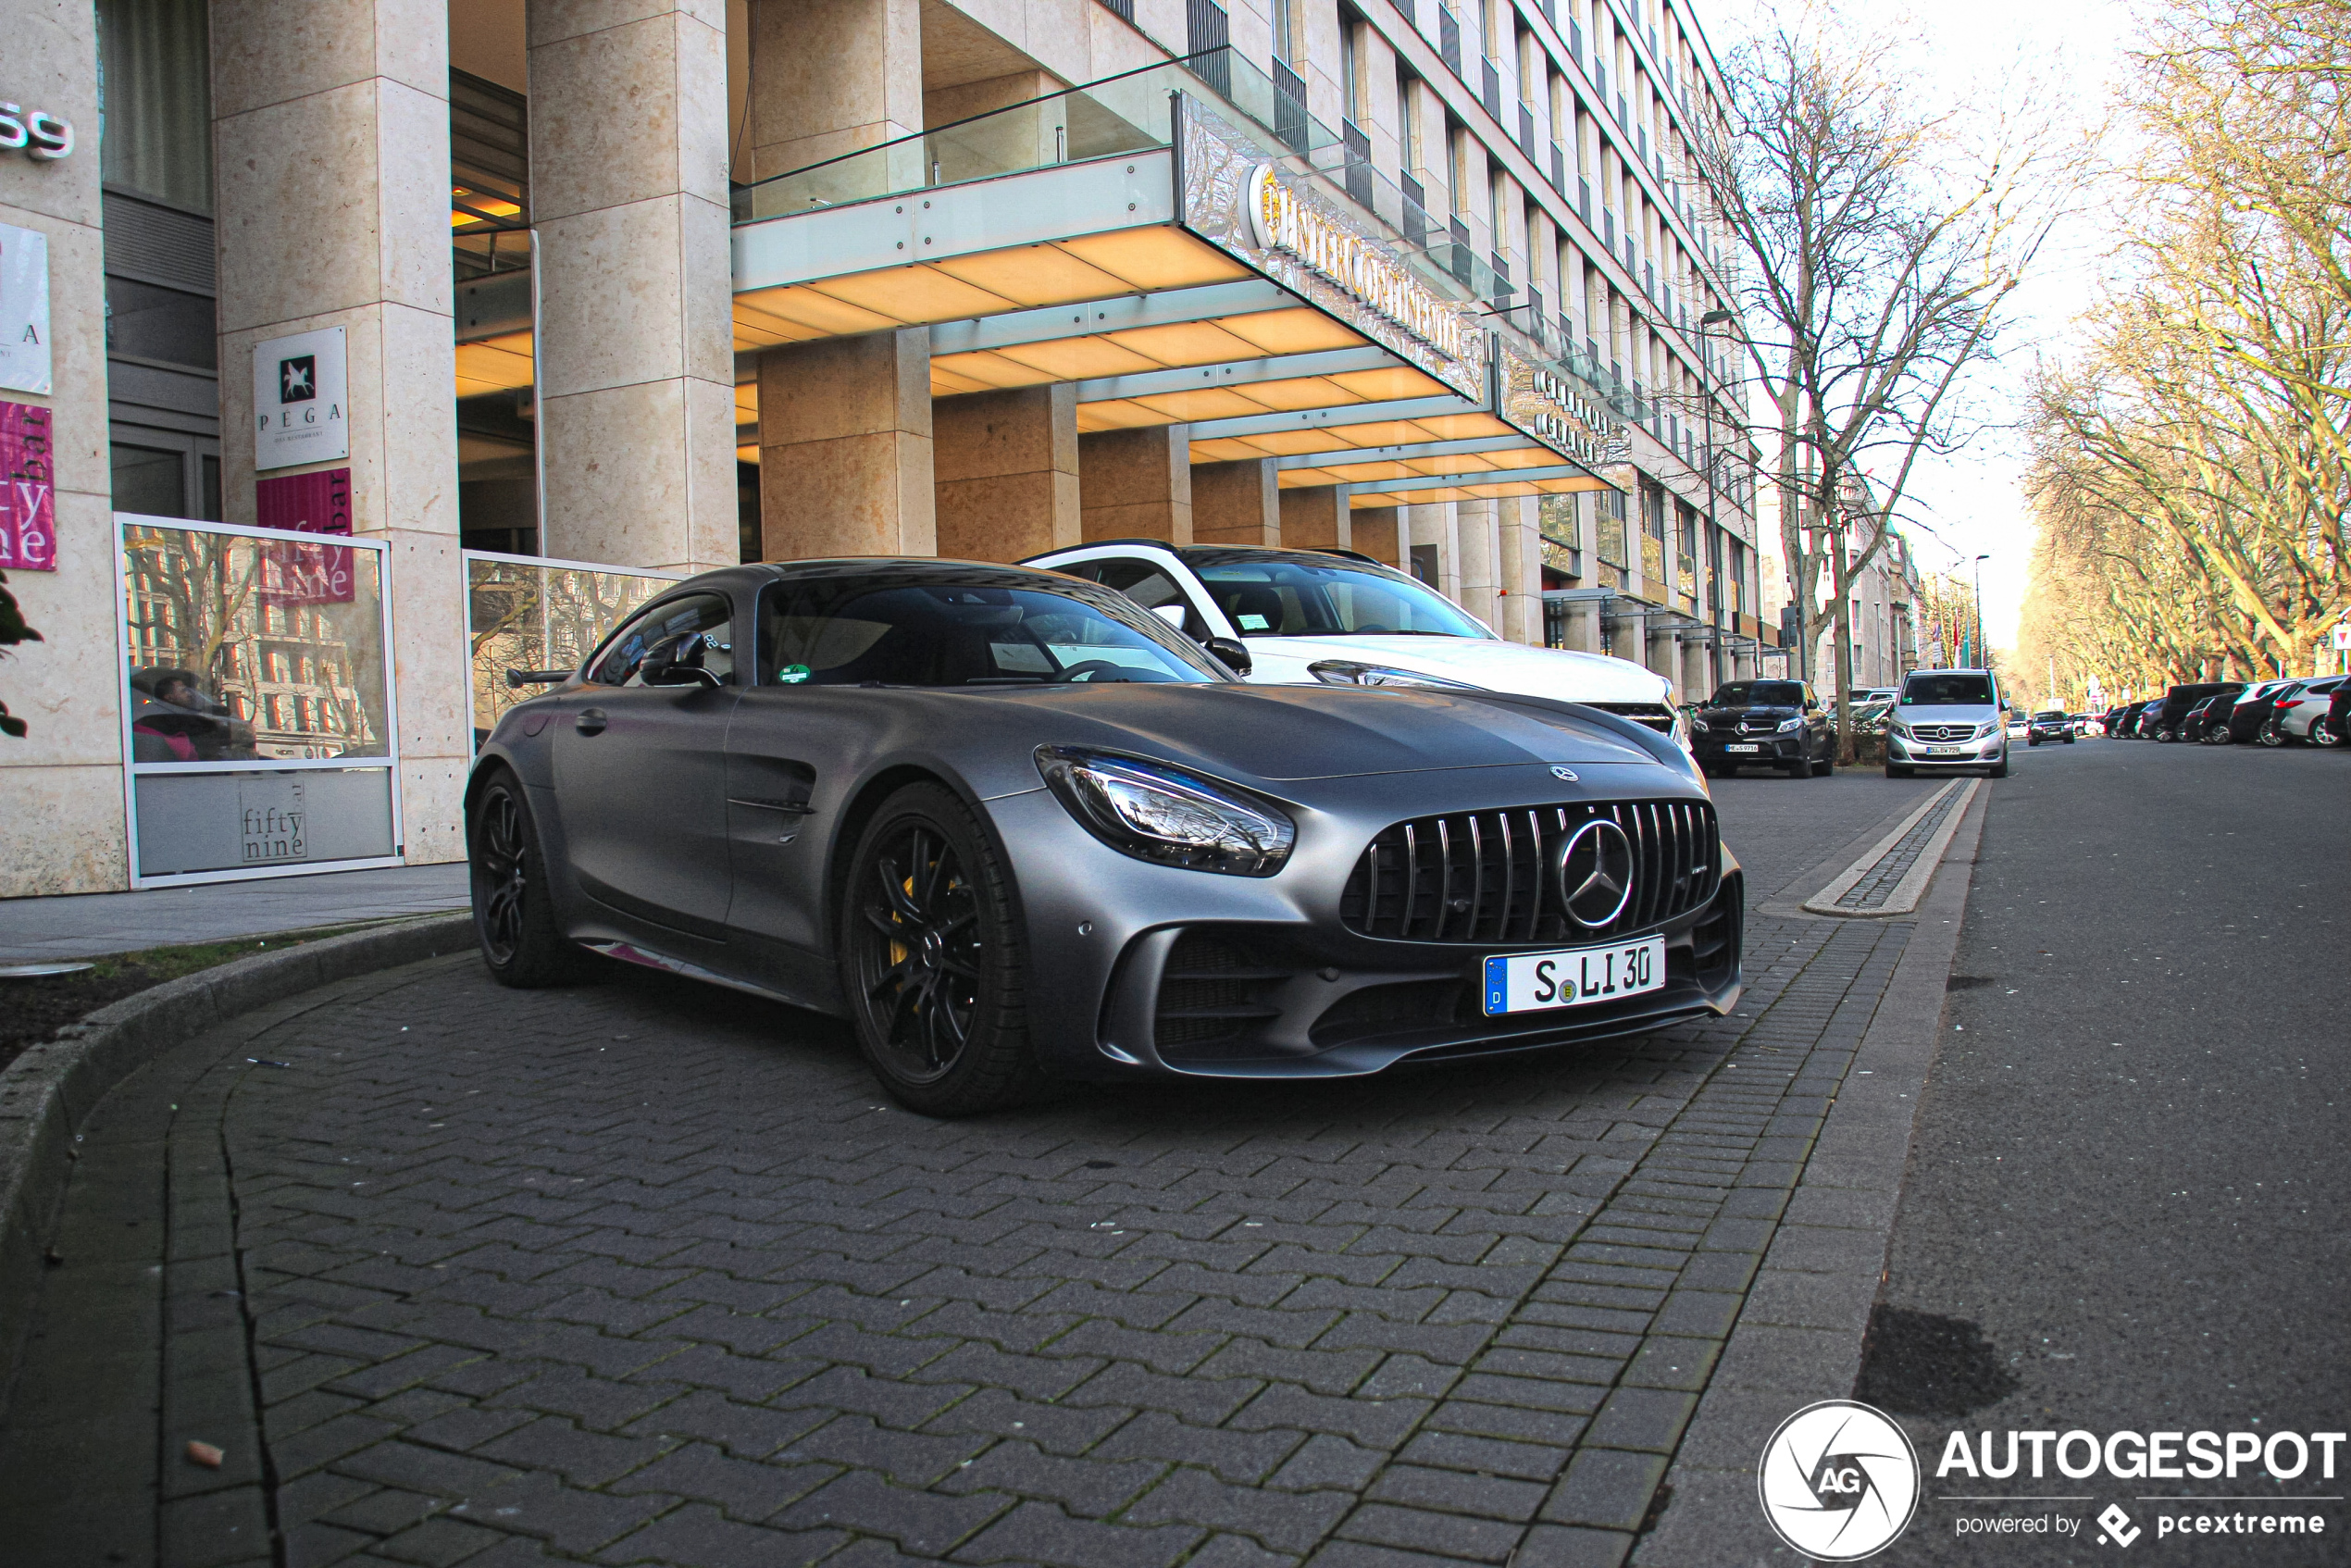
0, 911, 1909, 1568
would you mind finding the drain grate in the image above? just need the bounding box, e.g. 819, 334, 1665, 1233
1834, 788, 1967, 910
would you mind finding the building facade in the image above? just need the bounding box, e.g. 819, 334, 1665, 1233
1, 0, 1762, 896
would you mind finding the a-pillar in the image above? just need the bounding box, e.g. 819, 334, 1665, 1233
933, 385, 1079, 561
1278, 485, 1350, 551
1190, 459, 1278, 545
1079, 427, 1192, 542
214, 0, 467, 865
758, 330, 936, 557
1455, 499, 1502, 634
1350, 506, 1401, 569
529, 0, 735, 573
0, 0, 118, 892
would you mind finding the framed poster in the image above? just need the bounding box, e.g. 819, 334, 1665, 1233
0, 398, 55, 570
253, 325, 349, 470
0, 221, 50, 396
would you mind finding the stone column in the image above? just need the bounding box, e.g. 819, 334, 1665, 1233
1350, 507, 1401, 569
1455, 498, 1501, 634
931, 385, 1079, 562
1407, 502, 1460, 602
1079, 427, 1192, 543
1648, 628, 1685, 698
0, 0, 119, 892
1278, 485, 1350, 552
529, 0, 735, 574
1681, 636, 1711, 702
1497, 496, 1542, 644
1607, 612, 1642, 664
1190, 459, 1278, 546
214, 0, 469, 866
1567, 600, 1604, 654
742, 0, 923, 185
758, 329, 935, 557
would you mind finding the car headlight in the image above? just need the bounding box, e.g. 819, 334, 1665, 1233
1307, 660, 1482, 690
1974, 721, 2000, 739
1035, 747, 1295, 876
1776, 716, 1804, 733
1691, 718, 1710, 733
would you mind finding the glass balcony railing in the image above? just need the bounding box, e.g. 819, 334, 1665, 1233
732, 49, 1343, 223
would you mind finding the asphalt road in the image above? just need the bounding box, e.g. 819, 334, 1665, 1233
1865, 738, 2351, 1564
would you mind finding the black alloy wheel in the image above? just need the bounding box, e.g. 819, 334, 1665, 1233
468, 770, 591, 987
2259, 721, 2289, 747
841, 782, 1042, 1116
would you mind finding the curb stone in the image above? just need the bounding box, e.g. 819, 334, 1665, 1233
0, 910, 476, 1401
1631, 777, 1992, 1566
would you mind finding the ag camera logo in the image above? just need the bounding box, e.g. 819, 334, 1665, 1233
1759, 1400, 1921, 1561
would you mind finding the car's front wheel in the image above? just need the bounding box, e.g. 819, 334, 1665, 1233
2314, 718, 2341, 747
1988, 754, 2010, 778
840, 782, 1044, 1117
469, 769, 593, 988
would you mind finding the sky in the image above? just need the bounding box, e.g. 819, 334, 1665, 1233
1710, 0, 2141, 652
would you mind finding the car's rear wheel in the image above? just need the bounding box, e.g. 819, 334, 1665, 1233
840, 782, 1044, 1117
2259, 722, 2288, 747
1885, 764, 1912, 778
469, 769, 593, 988
2314, 718, 2341, 747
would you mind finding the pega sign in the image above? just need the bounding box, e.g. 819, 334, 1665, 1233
1244, 165, 1473, 365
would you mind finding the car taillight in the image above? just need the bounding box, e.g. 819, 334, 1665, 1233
2276, 700, 2303, 711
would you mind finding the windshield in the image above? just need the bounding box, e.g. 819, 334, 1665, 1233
1710, 681, 1804, 707
1902, 674, 1995, 706
1190, 557, 1494, 640
759, 579, 1225, 687
2034, 710, 2066, 721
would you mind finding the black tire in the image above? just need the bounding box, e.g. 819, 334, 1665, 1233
1885, 764, 1912, 778
468, 769, 594, 988
1811, 755, 1834, 776
2314, 718, 2341, 747
1782, 761, 1806, 778
1988, 755, 2010, 778
2064, 735, 2074, 743
2028, 737, 2039, 747
840, 782, 1044, 1117
2259, 722, 2288, 747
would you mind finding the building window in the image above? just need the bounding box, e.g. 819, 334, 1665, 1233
97, 0, 215, 214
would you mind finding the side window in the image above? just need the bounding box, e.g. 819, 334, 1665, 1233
590, 593, 736, 687
1094, 557, 1210, 641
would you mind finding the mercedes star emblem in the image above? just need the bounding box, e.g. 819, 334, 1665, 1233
1555, 817, 1636, 927
1549, 765, 1579, 782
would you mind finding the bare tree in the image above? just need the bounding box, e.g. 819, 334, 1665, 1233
1692, 7, 2089, 736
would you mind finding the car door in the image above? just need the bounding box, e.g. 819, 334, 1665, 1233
1804, 684, 1832, 757
550, 591, 740, 940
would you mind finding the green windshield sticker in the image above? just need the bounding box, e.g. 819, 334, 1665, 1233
777, 663, 812, 685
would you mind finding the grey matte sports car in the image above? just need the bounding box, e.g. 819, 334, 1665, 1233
467, 558, 1746, 1115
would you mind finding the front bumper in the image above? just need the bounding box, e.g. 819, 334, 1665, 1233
1691, 731, 1807, 765
1887, 733, 2005, 767
993, 768, 1742, 1081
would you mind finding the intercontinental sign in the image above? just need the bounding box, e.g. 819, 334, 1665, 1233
1177, 99, 1486, 403
1498, 339, 1630, 487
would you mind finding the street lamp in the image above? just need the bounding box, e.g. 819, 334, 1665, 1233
1972, 553, 1990, 667
1698, 308, 1737, 688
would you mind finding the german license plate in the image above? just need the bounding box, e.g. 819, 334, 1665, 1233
1725, 742, 1760, 753
1482, 936, 1668, 1015
1927, 745, 1964, 755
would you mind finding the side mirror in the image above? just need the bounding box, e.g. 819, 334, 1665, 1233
641, 632, 720, 689
1203, 636, 1253, 677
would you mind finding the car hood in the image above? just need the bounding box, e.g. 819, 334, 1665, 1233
1894, 706, 2001, 724
1698, 705, 1799, 722
978, 681, 1673, 784
1241, 634, 1672, 703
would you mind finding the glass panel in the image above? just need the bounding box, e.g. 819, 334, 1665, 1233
133, 767, 394, 877
111, 443, 187, 519
97, 0, 215, 213
122, 521, 391, 763
465, 555, 676, 746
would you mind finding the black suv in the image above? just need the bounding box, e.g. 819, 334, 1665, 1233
2147, 681, 2245, 742
2026, 709, 2074, 745
1689, 678, 1837, 778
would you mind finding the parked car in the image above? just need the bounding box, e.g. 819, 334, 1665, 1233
1687, 679, 1837, 778
467, 557, 1745, 1115
2027, 709, 2074, 746
1885, 668, 2010, 778
2179, 693, 2227, 743
2074, 713, 2105, 737
2006, 708, 2031, 738
2146, 681, 2244, 742
1026, 541, 1684, 735
2101, 703, 2129, 736
2111, 700, 2148, 737
2266, 675, 2348, 745
2208, 679, 2293, 744
2328, 680, 2351, 749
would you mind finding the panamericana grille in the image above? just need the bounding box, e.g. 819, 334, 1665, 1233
1907, 723, 1978, 743
1340, 800, 1721, 945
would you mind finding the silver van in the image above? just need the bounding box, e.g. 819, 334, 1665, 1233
1885, 668, 2009, 778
